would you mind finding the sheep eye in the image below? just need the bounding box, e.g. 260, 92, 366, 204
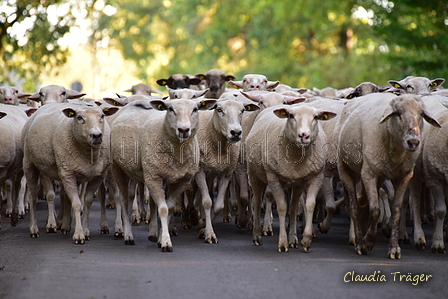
192, 108, 198, 113
406, 85, 414, 91
289, 114, 295, 119
168, 107, 175, 113
39, 92, 43, 97
192, 95, 197, 98
77, 116, 84, 123
61, 91, 66, 96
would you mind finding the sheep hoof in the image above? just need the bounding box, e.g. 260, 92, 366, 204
46, 227, 57, 233
101, 228, 109, 234
114, 231, 123, 239
262, 230, 274, 236
170, 228, 179, 236
148, 235, 157, 242
18, 213, 25, 219
124, 239, 135, 245
161, 245, 173, 252
205, 235, 218, 244
431, 246, 446, 254
106, 204, 115, 209
253, 237, 262, 246
223, 216, 232, 223
61, 229, 70, 235
415, 239, 426, 250
74, 238, 85, 245
30, 233, 40, 238
182, 224, 192, 230
388, 247, 401, 259
278, 245, 289, 253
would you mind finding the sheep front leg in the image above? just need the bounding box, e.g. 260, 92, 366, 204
302, 176, 322, 252
361, 172, 380, 252
60, 176, 85, 244
24, 163, 40, 238
195, 171, 218, 243
409, 179, 426, 249
428, 183, 446, 254
270, 182, 288, 253
388, 174, 413, 259
82, 178, 104, 241
212, 175, 232, 223
146, 179, 172, 252
318, 174, 336, 234
40, 175, 57, 233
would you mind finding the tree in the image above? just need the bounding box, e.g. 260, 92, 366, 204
0, 0, 99, 91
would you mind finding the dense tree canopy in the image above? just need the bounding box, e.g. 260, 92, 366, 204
1, 0, 447, 91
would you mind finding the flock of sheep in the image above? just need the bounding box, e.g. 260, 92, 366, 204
1, 69, 447, 259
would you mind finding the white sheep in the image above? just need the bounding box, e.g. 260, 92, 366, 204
232, 91, 305, 230
124, 83, 163, 96
336, 93, 441, 259
111, 98, 216, 251
194, 98, 259, 243
0, 86, 31, 105
0, 105, 30, 228
22, 103, 118, 244
246, 104, 336, 252
387, 76, 445, 95
408, 95, 448, 253
28, 84, 86, 105
195, 69, 236, 99
344, 82, 379, 99
228, 74, 280, 91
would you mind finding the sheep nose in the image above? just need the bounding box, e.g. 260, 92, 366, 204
230, 130, 242, 141
91, 133, 103, 140
298, 132, 310, 143
210, 85, 219, 92
178, 128, 190, 134
250, 84, 260, 90
407, 139, 420, 151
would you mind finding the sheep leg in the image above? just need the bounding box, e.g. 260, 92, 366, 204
59, 187, 72, 235
112, 164, 134, 244
212, 175, 232, 223
17, 176, 27, 219
147, 196, 158, 242
104, 172, 122, 237
318, 174, 336, 234
235, 166, 250, 228
60, 175, 85, 245
388, 174, 413, 259
288, 187, 302, 248
262, 189, 274, 236
82, 178, 104, 240
40, 175, 57, 233
195, 171, 218, 243
24, 163, 40, 238
97, 181, 109, 234
361, 173, 380, 252
301, 175, 322, 252
269, 181, 288, 253
146, 179, 172, 252
4, 179, 12, 217
339, 162, 365, 255
137, 182, 147, 223
428, 183, 446, 253
250, 176, 265, 246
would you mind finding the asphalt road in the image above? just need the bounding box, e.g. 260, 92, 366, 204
1, 198, 447, 299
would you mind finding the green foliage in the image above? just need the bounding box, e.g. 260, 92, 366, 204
2, 0, 448, 91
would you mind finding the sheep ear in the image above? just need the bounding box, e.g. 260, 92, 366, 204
194, 89, 208, 98
284, 96, 306, 105
195, 74, 206, 81
189, 77, 202, 86
267, 81, 280, 90
316, 111, 337, 121
241, 91, 262, 102
244, 104, 260, 112
103, 98, 124, 106
388, 80, 403, 89
422, 113, 441, 128
150, 100, 168, 111
25, 108, 37, 117
273, 108, 289, 119
0, 112, 7, 119
430, 78, 445, 90
380, 105, 394, 123
124, 88, 132, 92
228, 81, 242, 89
66, 90, 86, 99
156, 79, 168, 86
439, 98, 448, 109
102, 107, 119, 116
225, 75, 236, 81
62, 108, 77, 118
198, 99, 217, 110
28, 92, 41, 101
17, 92, 31, 99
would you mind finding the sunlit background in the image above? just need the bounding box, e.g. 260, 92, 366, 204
1, 0, 447, 98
